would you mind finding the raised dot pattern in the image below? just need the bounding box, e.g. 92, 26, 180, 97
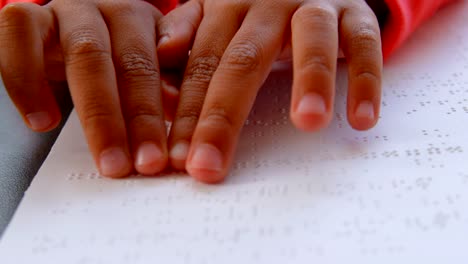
1, 2, 468, 264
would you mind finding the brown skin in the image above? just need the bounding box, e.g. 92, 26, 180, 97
0, 0, 171, 177
158, 0, 384, 183
0, 0, 387, 183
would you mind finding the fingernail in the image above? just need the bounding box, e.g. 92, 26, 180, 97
136, 142, 164, 168
26, 111, 53, 131
170, 141, 190, 161
297, 93, 326, 115
158, 35, 170, 48
190, 144, 223, 173
355, 100, 375, 121
161, 79, 179, 96
99, 147, 130, 177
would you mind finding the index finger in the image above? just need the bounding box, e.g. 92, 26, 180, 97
55, 3, 132, 177
186, 7, 292, 183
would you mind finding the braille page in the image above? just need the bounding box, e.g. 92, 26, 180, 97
1, 2, 468, 264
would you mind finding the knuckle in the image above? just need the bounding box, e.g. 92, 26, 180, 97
215, 0, 248, 12
100, 1, 138, 17
185, 55, 220, 85
176, 93, 206, 125
3, 73, 34, 97
80, 103, 116, 127
350, 22, 380, 47
301, 53, 334, 75
126, 105, 162, 124
0, 3, 34, 33
64, 28, 109, 60
0, 3, 33, 20
177, 109, 201, 127
5, 70, 32, 86
203, 106, 237, 131
293, 5, 335, 25
118, 48, 159, 81
354, 70, 381, 82
222, 39, 262, 73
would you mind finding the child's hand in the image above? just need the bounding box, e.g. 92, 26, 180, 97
158, 0, 383, 183
0, 0, 171, 177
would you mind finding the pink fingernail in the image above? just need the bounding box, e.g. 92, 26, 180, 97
297, 93, 326, 115
355, 100, 375, 121
158, 36, 170, 48
190, 144, 223, 173
136, 142, 164, 168
26, 111, 53, 131
170, 141, 190, 161
99, 147, 130, 177
161, 79, 180, 96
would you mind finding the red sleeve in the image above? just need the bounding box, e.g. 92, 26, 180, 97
382, 0, 456, 58
1, 0, 178, 14
3, 0, 452, 58
146, 0, 179, 14
1, 0, 46, 8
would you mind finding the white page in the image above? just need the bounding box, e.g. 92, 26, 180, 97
1, 2, 468, 263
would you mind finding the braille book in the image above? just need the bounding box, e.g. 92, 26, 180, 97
1, 2, 468, 263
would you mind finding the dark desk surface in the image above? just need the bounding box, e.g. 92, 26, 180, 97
0, 80, 71, 237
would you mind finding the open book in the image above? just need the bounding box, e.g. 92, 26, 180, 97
1, 2, 468, 263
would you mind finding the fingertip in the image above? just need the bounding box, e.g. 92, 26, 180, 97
99, 147, 133, 178
25, 111, 60, 132
193, 174, 225, 184
134, 142, 168, 175
291, 92, 332, 132
156, 17, 184, 52
349, 100, 378, 131
169, 141, 189, 171
190, 169, 226, 184
186, 143, 226, 184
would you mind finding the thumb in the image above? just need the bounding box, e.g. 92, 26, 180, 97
157, 0, 203, 69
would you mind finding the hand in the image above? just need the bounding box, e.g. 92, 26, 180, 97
0, 0, 172, 177
158, 0, 383, 183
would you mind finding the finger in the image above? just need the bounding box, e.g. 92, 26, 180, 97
340, 5, 383, 130
55, 3, 132, 177
186, 6, 292, 183
0, 3, 61, 132
100, 2, 168, 175
157, 0, 203, 69
290, 3, 339, 131
168, 6, 246, 171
